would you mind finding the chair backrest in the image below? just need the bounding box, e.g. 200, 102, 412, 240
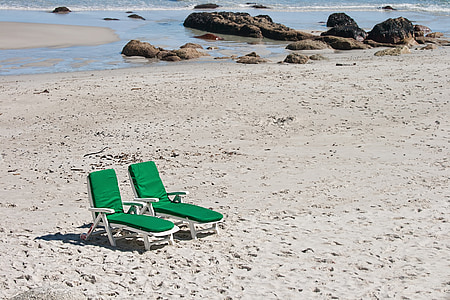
128, 161, 170, 202
87, 169, 124, 213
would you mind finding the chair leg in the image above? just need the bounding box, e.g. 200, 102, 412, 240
82, 213, 103, 240
169, 233, 174, 245
143, 235, 150, 250
102, 214, 116, 247
214, 222, 219, 235
188, 221, 197, 240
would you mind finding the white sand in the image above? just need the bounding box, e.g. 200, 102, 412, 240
0, 22, 119, 49
0, 46, 449, 299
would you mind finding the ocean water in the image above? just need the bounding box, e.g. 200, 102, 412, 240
0, 0, 449, 75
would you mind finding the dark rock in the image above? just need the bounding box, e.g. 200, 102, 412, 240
128, 14, 145, 20
326, 13, 357, 27
194, 33, 224, 40
244, 51, 258, 57
283, 53, 309, 64
194, 3, 220, 9
367, 17, 414, 44
315, 36, 371, 50
321, 25, 367, 41
251, 5, 270, 9
52, 7, 71, 13
183, 12, 314, 41
286, 40, 330, 50
381, 6, 396, 10
103, 18, 120, 21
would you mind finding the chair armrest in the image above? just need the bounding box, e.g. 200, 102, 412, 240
167, 191, 189, 196
131, 197, 160, 203
167, 191, 189, 203
124, 198, 158, 215
88, 207, 115, 214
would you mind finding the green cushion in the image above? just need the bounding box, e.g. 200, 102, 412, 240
107, 213, 174, 233
128, 161, 170, 202
153, 202, 223, 223
129, 161, 223, 223
88, 169, 124, 213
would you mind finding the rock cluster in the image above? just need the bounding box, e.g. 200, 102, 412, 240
122, 12, 446, 64
121, 40, 208, 62
183, 12, 314, 41
236, 52, 268, 64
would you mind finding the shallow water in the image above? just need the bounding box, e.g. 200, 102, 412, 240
0, 4, 449, 75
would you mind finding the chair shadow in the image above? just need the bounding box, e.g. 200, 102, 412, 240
174, 226, 216, 240
35, 224, 217, 252
34, 224, 171, 253
36, 232, 85, 246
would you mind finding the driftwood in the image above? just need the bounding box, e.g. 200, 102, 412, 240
83, 147, 108, 157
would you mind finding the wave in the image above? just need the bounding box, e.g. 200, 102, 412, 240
1, 0, 449, 15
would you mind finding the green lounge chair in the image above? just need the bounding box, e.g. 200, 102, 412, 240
128, 161, 223, 239
82, 168, 179, 250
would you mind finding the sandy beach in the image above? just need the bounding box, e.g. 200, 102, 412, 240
0, 22, 119, 50
0, 21, 449, 299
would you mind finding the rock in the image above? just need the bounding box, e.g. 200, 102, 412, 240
173, 48, 207, 59
426, 32, 443, 38
326, 13, 357, 27
194, 33, 224, 40
381, 5, 396, 10
251, 4, 270, 9
183, 12, 314, 41
159, 51, 182, 61
121, 40, 160, 58
286, 39, 330, 50
180, 43, 203, 49
283, 53, 309, 64
414, 24, 432, 37
122, 40, 208, 61
52, 7, 71, 13
309, 54, 328, 61
103, 18, 120, 21
367, 17, 414, 44
315, 36, 371, 50
364, 40, 397, 48
420, 44, 438, 50
374, 45, 411, 56
194, 3, 220, 9
128, 14, 145, 20
321, 25, 367, 41
236, 52, 267, 64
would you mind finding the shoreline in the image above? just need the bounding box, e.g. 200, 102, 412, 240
1, 7, 450, 76
0, 47, 449, 299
